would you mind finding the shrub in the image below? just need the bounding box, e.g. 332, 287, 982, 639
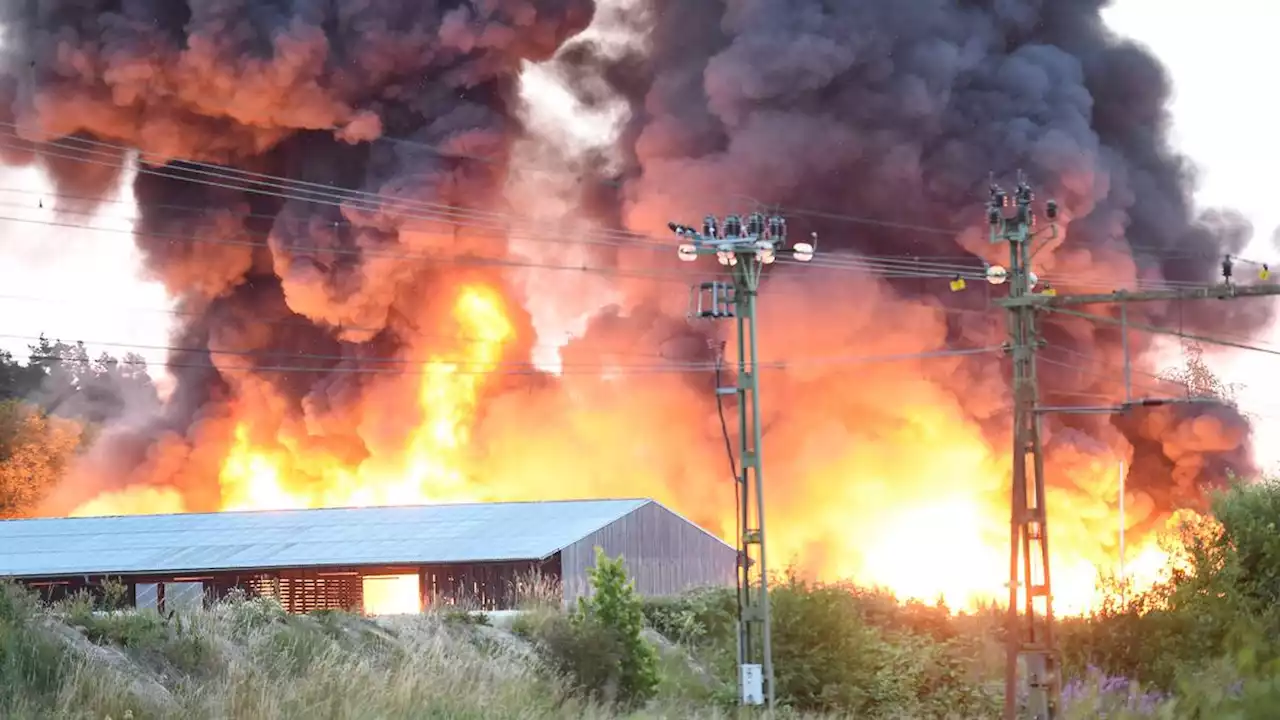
574, 547, 660, 707
1060, 480, 1280, 692
515, 547, 660, 709
644, 576, 1000, 717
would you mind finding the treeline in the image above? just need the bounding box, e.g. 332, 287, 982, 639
0, 336, 158, 518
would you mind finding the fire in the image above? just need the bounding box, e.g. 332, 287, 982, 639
69, 485, 186, 518
214, 283, 515, 515
63, 278, 1190, 617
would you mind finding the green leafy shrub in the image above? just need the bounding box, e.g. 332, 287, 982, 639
574, 547, 659, 707
1058, 480, 1280, 693
644, 576, 1000, 717
515, 547, 659, 708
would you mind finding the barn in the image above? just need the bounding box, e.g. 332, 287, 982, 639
0, 498, 737, 614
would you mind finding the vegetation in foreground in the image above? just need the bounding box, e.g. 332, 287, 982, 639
4, 479, 1280, 719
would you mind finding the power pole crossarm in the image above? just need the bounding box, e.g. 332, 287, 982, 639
1000, 281, 1280, 308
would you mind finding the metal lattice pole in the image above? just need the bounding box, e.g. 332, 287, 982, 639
986, 177, 1060, 720
986, 178, 1280, 718
669, 213, 817, 709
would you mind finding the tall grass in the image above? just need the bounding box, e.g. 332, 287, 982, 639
8, 476, 1280, 720
10, 588, 598, 719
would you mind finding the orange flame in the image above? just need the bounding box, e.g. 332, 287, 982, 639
66, 279, 1188, 616
213, 283, 515, 515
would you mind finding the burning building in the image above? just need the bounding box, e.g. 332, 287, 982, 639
0, 0, 1273, 614
0, 498, 734, 614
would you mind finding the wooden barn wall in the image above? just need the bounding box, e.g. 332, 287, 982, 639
559, 502, 736, 605
17, 560, 562, 615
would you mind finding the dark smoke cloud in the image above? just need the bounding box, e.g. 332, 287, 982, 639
0, 0, 593, 509
556, 0, 1273, 526
0, 0, 1271, 569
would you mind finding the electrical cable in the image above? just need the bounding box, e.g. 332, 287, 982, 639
0, 183, 1003, 273
6, 133, 1260, 293
13, 332, 1005, 378
712, 344, 745, 631
1042, 307, 1280, 358
6, 124, 1272, 282
3, 128, 990, 278
0, 193, 1246, 296
0, 192, 989, 283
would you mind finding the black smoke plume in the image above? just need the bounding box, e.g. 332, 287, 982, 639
0, 0, 593, 512
0, 0, 1272, 582
547, 0, 1272, 550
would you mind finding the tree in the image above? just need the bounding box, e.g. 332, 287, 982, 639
0, 400, 83, 518
0, 349, 44, 402
574, 547, 660, 707
1159, 341, 1242, 405
21, 336, 159, 423
0, 335, 161, 517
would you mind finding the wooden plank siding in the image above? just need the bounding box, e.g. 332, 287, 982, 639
559, 501, 736, 606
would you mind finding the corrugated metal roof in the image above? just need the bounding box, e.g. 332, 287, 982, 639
0, 498, 653, 578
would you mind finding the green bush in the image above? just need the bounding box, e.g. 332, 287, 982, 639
644, 576, 1000, 717
1057, 480, 1280, 691
575, 547, 660, 707
515, 547, 659, 709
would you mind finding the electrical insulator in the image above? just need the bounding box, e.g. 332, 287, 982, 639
988, 206, 1001, 225
703, 215, 718, 239
746, 213, 764, 237
1222, 256, 1234, 282
1046, 200, 1058, 220
724, 214, 743, 238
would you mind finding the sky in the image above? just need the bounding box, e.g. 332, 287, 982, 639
0, 1, 1276, 462
1101, 0, 1280, 469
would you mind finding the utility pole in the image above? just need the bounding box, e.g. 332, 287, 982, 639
985, 175, 1061, 720
668, 212, 817, 710
987, 176, 1280, 719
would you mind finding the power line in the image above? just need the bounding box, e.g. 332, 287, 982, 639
6, 123, 1272, 291
1042, 307, 1280, 358
0, 123, 976, 249
3, 128, 992, 275
0, 189, 1247, 300
0, 192, 991, 283
7, 330, 1002, 377
18, 127, 1260, 288
5, 129, 1265, 296
0, 184, 1007, 269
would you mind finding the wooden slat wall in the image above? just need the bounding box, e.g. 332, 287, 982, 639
560, 501, 737, 605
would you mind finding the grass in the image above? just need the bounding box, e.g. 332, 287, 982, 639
1, 575, 1011, 719
2, 517, 1276, 720
3, 585, 598, 719
0, 577, 1015, 720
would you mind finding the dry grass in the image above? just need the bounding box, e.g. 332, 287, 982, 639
2, 583, 757, 720
1, 578, 1066, 720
